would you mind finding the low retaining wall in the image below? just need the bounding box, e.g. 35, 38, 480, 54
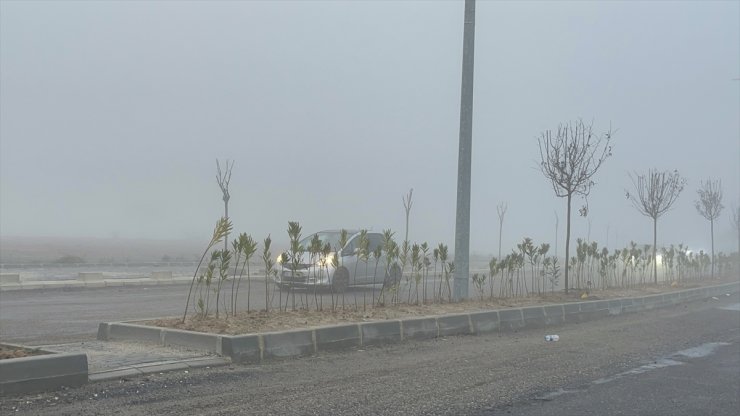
0, 274, 194, 291
0, 344, 88, 396
0, 274, 21, 284
98, 281, 740, 364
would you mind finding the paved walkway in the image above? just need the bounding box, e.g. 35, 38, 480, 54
35, 340, 229, 382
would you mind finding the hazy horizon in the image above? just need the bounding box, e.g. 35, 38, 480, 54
1, 1, 738, 256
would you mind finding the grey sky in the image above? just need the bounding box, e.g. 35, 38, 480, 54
1, 0, 738, 255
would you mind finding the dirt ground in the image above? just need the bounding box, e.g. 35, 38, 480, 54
144, 279, 734, 336
0, 345, 47, 360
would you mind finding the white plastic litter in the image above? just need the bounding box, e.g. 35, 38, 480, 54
545, 335, 560, 342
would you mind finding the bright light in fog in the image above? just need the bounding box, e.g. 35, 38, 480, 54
656, 254, 663, 266
317, 252, 335, 267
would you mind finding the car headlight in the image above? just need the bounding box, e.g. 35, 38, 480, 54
317, 252, 336, 267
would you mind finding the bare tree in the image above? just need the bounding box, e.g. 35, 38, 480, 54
695, 179, 724, 278
626, 169, 686, 284
496, 202, 508, 259
538, 119, 613, 293
216, 159, 234, 250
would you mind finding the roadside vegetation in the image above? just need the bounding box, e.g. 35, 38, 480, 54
177, 121, 738, 327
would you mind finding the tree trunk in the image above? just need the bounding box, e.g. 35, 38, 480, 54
564, 193, 572, 294
224, 202, 229, 251
498, 219, 503, 260
653, 217, 658, 285
710, 219, 714, 279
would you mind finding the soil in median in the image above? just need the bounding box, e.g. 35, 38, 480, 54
142, 280, 732, 336
0, 345, 49, 360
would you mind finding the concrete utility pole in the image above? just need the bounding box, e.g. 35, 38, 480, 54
453, 0, 476, 301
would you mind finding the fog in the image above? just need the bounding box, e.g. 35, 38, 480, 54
1, 1, 738, 257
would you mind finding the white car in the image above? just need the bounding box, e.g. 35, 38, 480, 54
275, 230, 401, 292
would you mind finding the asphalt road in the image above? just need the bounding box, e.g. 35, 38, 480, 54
488, 338, 740, 416
2, 291, 738, 415
0, 279, 467, 344
1, 285, 193, 344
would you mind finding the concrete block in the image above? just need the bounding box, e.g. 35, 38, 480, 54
622, 297, 645, 313
108, 323, 162, 344
543, 305, 565, 326
665, 292, 681, 305
708, 286, 723, 296
360, 321, 401, 346
262, 329, 314, 359
103, 280, 125, 287
608, 299, 623, 315
78, 272, 103, 282
0, 273, 21, 284
469, 311, 500, 334
0, 352, 88, 396
642, 295, 664, 309
437, 314, 472, 337
686, 288, 703, 300
163, 329, 221, 353
401, 318, 438, 340
84, 281, 107, 288
678, 289, 692, 300
221, 334, 261, 363
97, 323, 110, 340
315, 324, 361, 350
521, 307, 547, 328
563, 303, 581, 322
152, 271, 173, 280
579, 300, 609, 321
498, 309, 525, 331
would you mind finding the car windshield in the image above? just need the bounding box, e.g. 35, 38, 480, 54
298, 231, 355, 250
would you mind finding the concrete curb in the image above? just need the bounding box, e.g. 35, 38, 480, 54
0, 343, 88, 396
0, 277, 196, 291
97, 281, 740, 364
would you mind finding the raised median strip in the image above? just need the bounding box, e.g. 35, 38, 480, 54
96, 281, 740, 365
0, 344, 88, 396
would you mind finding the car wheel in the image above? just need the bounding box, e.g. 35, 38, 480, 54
385, 264, 402, 287
332, 267, 350, 293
